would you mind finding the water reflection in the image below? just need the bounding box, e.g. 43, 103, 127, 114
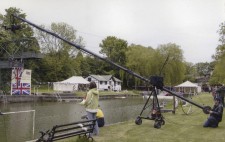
0, 97, 147, 142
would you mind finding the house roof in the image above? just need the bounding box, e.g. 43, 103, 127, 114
58, 76, 90, 84
114, 77, 122, 82
89, 75, 111, 81
88, 75, 122, 82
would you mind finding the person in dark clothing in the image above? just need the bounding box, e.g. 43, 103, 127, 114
216, 86, 225, 106
203, 97, 223, 128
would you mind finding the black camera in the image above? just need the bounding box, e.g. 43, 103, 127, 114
149, 76, 164, 89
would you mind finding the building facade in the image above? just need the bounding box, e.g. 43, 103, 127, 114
85, 75, 122, 91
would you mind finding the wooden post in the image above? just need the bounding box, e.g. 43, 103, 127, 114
172, 96, 176, 114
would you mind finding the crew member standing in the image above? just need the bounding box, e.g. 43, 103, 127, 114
82, 81, 99, 135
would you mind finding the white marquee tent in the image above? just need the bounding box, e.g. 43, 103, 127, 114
53, 76, 90, 91
175, 80, 201, 95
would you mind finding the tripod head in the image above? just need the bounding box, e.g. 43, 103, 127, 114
149, 76, 164, 89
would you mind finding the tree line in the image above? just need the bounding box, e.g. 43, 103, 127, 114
0, 7, 224, 91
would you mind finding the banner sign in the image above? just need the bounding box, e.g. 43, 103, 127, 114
11, 68, 32, 95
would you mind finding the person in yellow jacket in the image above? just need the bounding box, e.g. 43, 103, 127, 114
96, 107, 105, 127
81, 106, 105, 128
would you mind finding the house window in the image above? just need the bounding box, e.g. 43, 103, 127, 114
105, 81, 107, 85
117, 82, 120, 85
88, 78, 91, 81
100, 81, 103, 85
109, 81, 111, 85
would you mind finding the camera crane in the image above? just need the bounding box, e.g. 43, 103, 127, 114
11, 14, 211, 128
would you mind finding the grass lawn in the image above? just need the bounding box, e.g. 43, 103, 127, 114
64, 93, 225, 142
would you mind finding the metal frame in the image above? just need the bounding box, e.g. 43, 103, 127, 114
36, 119, 96, 142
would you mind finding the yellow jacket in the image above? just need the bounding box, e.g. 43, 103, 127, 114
96, 109, 104, 118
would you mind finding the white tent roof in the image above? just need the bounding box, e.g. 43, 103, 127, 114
59, 76, 90, 84
175, 81, 198, 88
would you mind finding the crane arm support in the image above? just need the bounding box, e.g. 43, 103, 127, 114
162, 87, 211, 114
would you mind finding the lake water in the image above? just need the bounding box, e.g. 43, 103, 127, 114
0, 97, 149, 142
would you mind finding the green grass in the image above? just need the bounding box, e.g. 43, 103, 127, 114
64, 93, 225, 142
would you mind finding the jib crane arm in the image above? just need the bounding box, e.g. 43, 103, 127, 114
12, 14, 211, 114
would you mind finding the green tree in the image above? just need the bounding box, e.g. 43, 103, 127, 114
99, 36, 128, 84
210, 22, 225, 85
99, 36, 128, 65
0, 7, 40, 90
195, 62, 212, 77
210, 53, 225, 85
35, 22, 84, 82
183, 62, 197, 82
212, 22, 225, 61
1, 8, 39, 55
126, 44, 155, 88
35, 22, 83, 55
85, 56, 107, 75
155, 43, 185, 86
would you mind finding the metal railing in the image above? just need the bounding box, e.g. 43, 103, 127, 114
55, 92, 62, 102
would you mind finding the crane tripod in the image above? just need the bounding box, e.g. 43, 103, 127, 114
135, 76, 212, 128
135, 85, 165, 128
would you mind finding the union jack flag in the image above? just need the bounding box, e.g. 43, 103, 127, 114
11, 67, 31, 95
12, 83, 31, 95
13, 67, 23, 86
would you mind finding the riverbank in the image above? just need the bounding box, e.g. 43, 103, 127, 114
0, 93, 140, 103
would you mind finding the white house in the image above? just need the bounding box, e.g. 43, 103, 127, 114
85, 75, 122, 91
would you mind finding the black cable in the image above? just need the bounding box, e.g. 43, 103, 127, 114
159, 54, 170, 76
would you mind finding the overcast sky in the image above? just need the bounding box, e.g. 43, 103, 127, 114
1, 0, 225, 63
